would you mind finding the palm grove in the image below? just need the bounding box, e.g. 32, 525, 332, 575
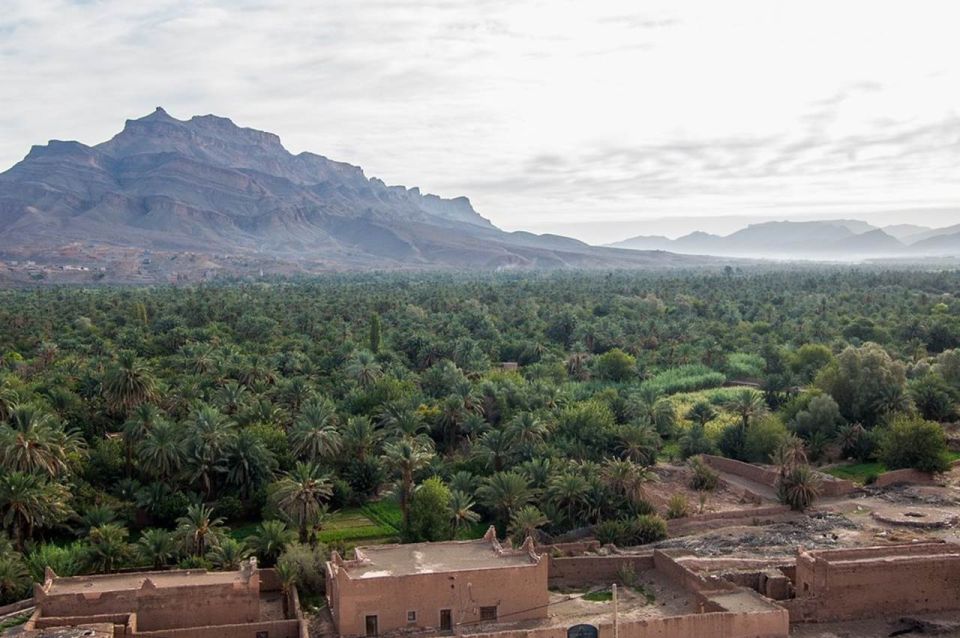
1, 269, 959, 604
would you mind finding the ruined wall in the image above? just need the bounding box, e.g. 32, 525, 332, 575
548, 554, 654, 587
667, 506, 791, 536
38, 580, 259, 631
462, 608, 788, 638
332, 560, 549, 637
873, 468, 936, 487
792, 544, 960, 622
133, 618, 301, 638
701, 455, 854, 497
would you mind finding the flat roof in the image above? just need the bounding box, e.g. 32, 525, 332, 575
47, 569, 247, 595
346, 539, 536, 578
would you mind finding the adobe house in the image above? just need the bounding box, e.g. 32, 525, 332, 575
326, 527, 549, 637
786, 542, 960, 622
11, 559, 307, 638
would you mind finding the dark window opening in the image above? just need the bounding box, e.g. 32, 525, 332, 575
407, 610, 417, 623
480, 606, 498, 621
366, 615, 378, 637
440, 609, 453, 631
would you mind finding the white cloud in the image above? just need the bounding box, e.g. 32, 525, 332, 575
1, 0, 959, 242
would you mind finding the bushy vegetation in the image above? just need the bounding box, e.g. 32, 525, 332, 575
0, 269, 958, 602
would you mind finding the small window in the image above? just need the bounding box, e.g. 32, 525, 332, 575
256, 632, 269, 638
480, 606, 498, 621
407, 610, 417, 623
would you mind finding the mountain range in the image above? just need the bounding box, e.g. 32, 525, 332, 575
609, 219, 960, 260
0, 108, 708, 282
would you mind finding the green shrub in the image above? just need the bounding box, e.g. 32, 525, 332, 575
665, 494, 689, 520
631, 514, 668, 544
877, 414, 951, 474
688, 458, 719, 491
277, 542, 327, 595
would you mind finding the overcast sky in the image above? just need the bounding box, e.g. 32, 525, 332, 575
2, 0, 959, 243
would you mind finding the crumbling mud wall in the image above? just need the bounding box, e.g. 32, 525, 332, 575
787, 543, 960, 622
701, 455, 854, 497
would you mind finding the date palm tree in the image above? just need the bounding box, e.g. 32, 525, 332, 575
176, 503, 226, 557
616, 424, 661, 466
0, 404, 79, 477
290, 398, 341, 461
226, 429, 277, 497
85, 523, 132, 573
474, 428, 517, 472
601, 458, 657, 504
507, 412, 548, 448
449, 490, 480, 536
345, 351, 382, 388
123, 403, 162, 476
508, 506, 549, 545
0, 472, 71, 550
340, 415, 381, 461
686, 401, 718, 427
546, 473, 590, 527
476, 471, 534, 529
273, 462, 333, 544
727, 389, 767, 430
381, 439, 434, 532
248, 520, 295, 567
207, 537, 251, 571
137, 420, 185, 480
102, 350, 158, 416
137, 528, 178, 569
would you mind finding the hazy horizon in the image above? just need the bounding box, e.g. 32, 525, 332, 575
3, 1, 960, 243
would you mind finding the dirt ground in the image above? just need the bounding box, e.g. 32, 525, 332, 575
789, 612, 960, 637
647, 464, 768, 513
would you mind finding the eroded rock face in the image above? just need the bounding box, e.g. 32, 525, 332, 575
0, 108, 709, 276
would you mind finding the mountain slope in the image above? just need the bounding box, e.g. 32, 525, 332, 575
0, 108, 711, 279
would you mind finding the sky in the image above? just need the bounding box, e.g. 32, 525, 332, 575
2, 0, 959, 244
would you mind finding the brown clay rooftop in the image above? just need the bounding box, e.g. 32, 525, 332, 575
46, 569, 248, 595
344, 538, 537, 578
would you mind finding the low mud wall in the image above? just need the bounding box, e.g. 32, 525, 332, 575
548, 554, 654, 587
701, 455, 854, 497
667, 506, 791, 535
874, 468, 937, 487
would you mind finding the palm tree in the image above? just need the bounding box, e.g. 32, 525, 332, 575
216, 381, 247, 415
778, 465, 822, 511
381, 439, 434, 532
138, 420, 185, 480
123, 403, 162, 476
0, 404, 81, 477
546, 473, 591, 527
290, 398, 342, 461
726, 389, 767, 430
207, 538, 251, 570
184, 406, 236, 497
379, 402, 429, 442
137, 528, 178, 569
566, 353, 591, 381
0, 553, 29, 603
508, 506, 549, 545
273, 462, 333, 544
686, 401, 718, 427
507, 412, 548, 448
176, 503, 227, 557
474, 428, 517, 472
601, 458, 657, 504
449, 490, 480, 536
616, 424, 661, 465
345, 351, 383, 388
74, 504, 117, 537
0, 472, 71, 550
102, 351, 158, 416
85, 523, 132, 573
226, 429, 277, 497
476, 472, 534, 528
340, 415, 381, 461
247, 520, 295, 567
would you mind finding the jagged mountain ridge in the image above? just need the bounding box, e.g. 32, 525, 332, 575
0, 108, 709, 275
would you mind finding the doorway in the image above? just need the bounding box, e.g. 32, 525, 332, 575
365, 615, 378, 637
440, 609, 452, 631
